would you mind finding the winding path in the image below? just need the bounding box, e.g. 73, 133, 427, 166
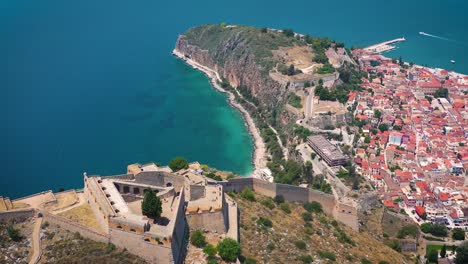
29, 217, 42, 264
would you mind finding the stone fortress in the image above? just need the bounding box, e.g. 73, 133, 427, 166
84, 162, 238, 264
1, 161, 359, 264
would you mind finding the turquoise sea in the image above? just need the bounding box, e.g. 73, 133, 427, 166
2, 0, 467, 198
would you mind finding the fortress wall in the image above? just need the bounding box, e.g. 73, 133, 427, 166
186, 211, 225, 233
135, 172, 185, 191
221, 190, 229, 232
84, 180, 109, 232
171, 190, 188, 264
102, 174, 135, 180
0, 209, 35, 222
308, 189, 336, 215
221, 177, 254, 193
275, 183, 309, 202
221, 178, 358, 230
110, 228, 173, 263
252, 179, 277, 198
333, 203, 359, 231
42, 212, 110, 243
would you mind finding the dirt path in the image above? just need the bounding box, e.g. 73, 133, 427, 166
29, 217, 42, 264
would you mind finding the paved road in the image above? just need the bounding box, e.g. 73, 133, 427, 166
29, 217, 42, 264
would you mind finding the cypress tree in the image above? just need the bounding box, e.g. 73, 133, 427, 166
142, 189, 162, 221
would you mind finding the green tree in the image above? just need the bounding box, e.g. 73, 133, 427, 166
203, 244, 217, 258
374, 109, 382, 119
168, 157, 189, 171
141, 189, 162, 220
427, 249, 438, 263
190, 230, 206, 248
455, 241, 468, 264
434, 88, 448, 98
287, 64, 296, 76
256, 217, 273, 228
378, 123, 389, 132
440, 244, 446, 258
217, 238, 241, 262
452, 228, 465, 240
280, 203, 291, 214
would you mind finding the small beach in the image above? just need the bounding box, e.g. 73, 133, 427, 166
172, 49, 267, 179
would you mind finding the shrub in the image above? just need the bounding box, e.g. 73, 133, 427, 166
256, 217, 273, 228
361, 258, 372, 264
217, 238, 241, 262
421, 223, 448, 237
318, 251, 336, 261
261, 198, 275, 209
303, 201, 323, 213
379, 261, 390, 264
294, 241, 307, 250
426, 249, 438, 263
168, 157, 189, 171
397, 225, 418, 239
105, 243, 116, 254
452, 228, 465, 240
267, 242, 275, 251
203, 244, 217, 258
280, 203, 291, 214
302, 212, 313, 222
298, 255, 313, 263
240, 188, 256, 201
7, 226, 21, 241
385, 239, 401, 252
190, 230, 206, 248
207, 260, 218, 264
273, 195, 285, 204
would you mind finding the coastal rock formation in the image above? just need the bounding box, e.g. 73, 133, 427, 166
175, 25, 289, 114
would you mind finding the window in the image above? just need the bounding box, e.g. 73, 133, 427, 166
130, 229, 136, 232
116, 225, 122, 229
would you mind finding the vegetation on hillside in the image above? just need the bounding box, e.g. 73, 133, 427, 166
232, 191, 408, 264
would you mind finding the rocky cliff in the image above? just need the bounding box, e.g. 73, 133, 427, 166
175, 25, 300, 115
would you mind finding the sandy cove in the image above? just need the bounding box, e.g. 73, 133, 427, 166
172, 49, 270, 181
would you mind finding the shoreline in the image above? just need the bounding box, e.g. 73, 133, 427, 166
172, 49, 269, 181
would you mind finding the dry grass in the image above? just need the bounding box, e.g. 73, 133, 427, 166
58, 204, 102, 232
234, 192, 410, 264
313, 100, 347, 115
12, 201, 30, 209
43, 191, 78, 212
273, 46, 317, 71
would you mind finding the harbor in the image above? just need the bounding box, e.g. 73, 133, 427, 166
364, 37, 406, 53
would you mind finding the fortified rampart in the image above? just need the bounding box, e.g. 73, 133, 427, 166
221, 177, 358, 229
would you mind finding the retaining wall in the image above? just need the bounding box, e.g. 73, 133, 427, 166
0, 209, 35, 222
110, 228, 173, 263
42, 212, 109, 243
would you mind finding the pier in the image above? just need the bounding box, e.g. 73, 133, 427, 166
364, 38, 406, 54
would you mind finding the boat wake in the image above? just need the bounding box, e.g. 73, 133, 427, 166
419, 31, 452, 41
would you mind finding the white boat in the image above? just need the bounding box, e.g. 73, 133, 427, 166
451, 60, 455, 64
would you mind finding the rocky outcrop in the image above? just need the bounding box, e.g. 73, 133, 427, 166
175, 26, 288, 115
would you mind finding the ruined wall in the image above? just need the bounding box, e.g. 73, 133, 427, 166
0, 209, 35, 222
110, 228, 173, 263
42, 212, 110, 243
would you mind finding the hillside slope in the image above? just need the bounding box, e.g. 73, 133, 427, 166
232, 192, 410, 264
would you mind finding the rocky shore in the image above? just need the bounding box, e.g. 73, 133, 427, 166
172, 49, 269, 180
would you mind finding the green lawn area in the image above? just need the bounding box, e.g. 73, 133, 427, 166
426, 244, 443, 253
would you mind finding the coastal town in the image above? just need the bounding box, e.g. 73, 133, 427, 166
349, 47, 468, 230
